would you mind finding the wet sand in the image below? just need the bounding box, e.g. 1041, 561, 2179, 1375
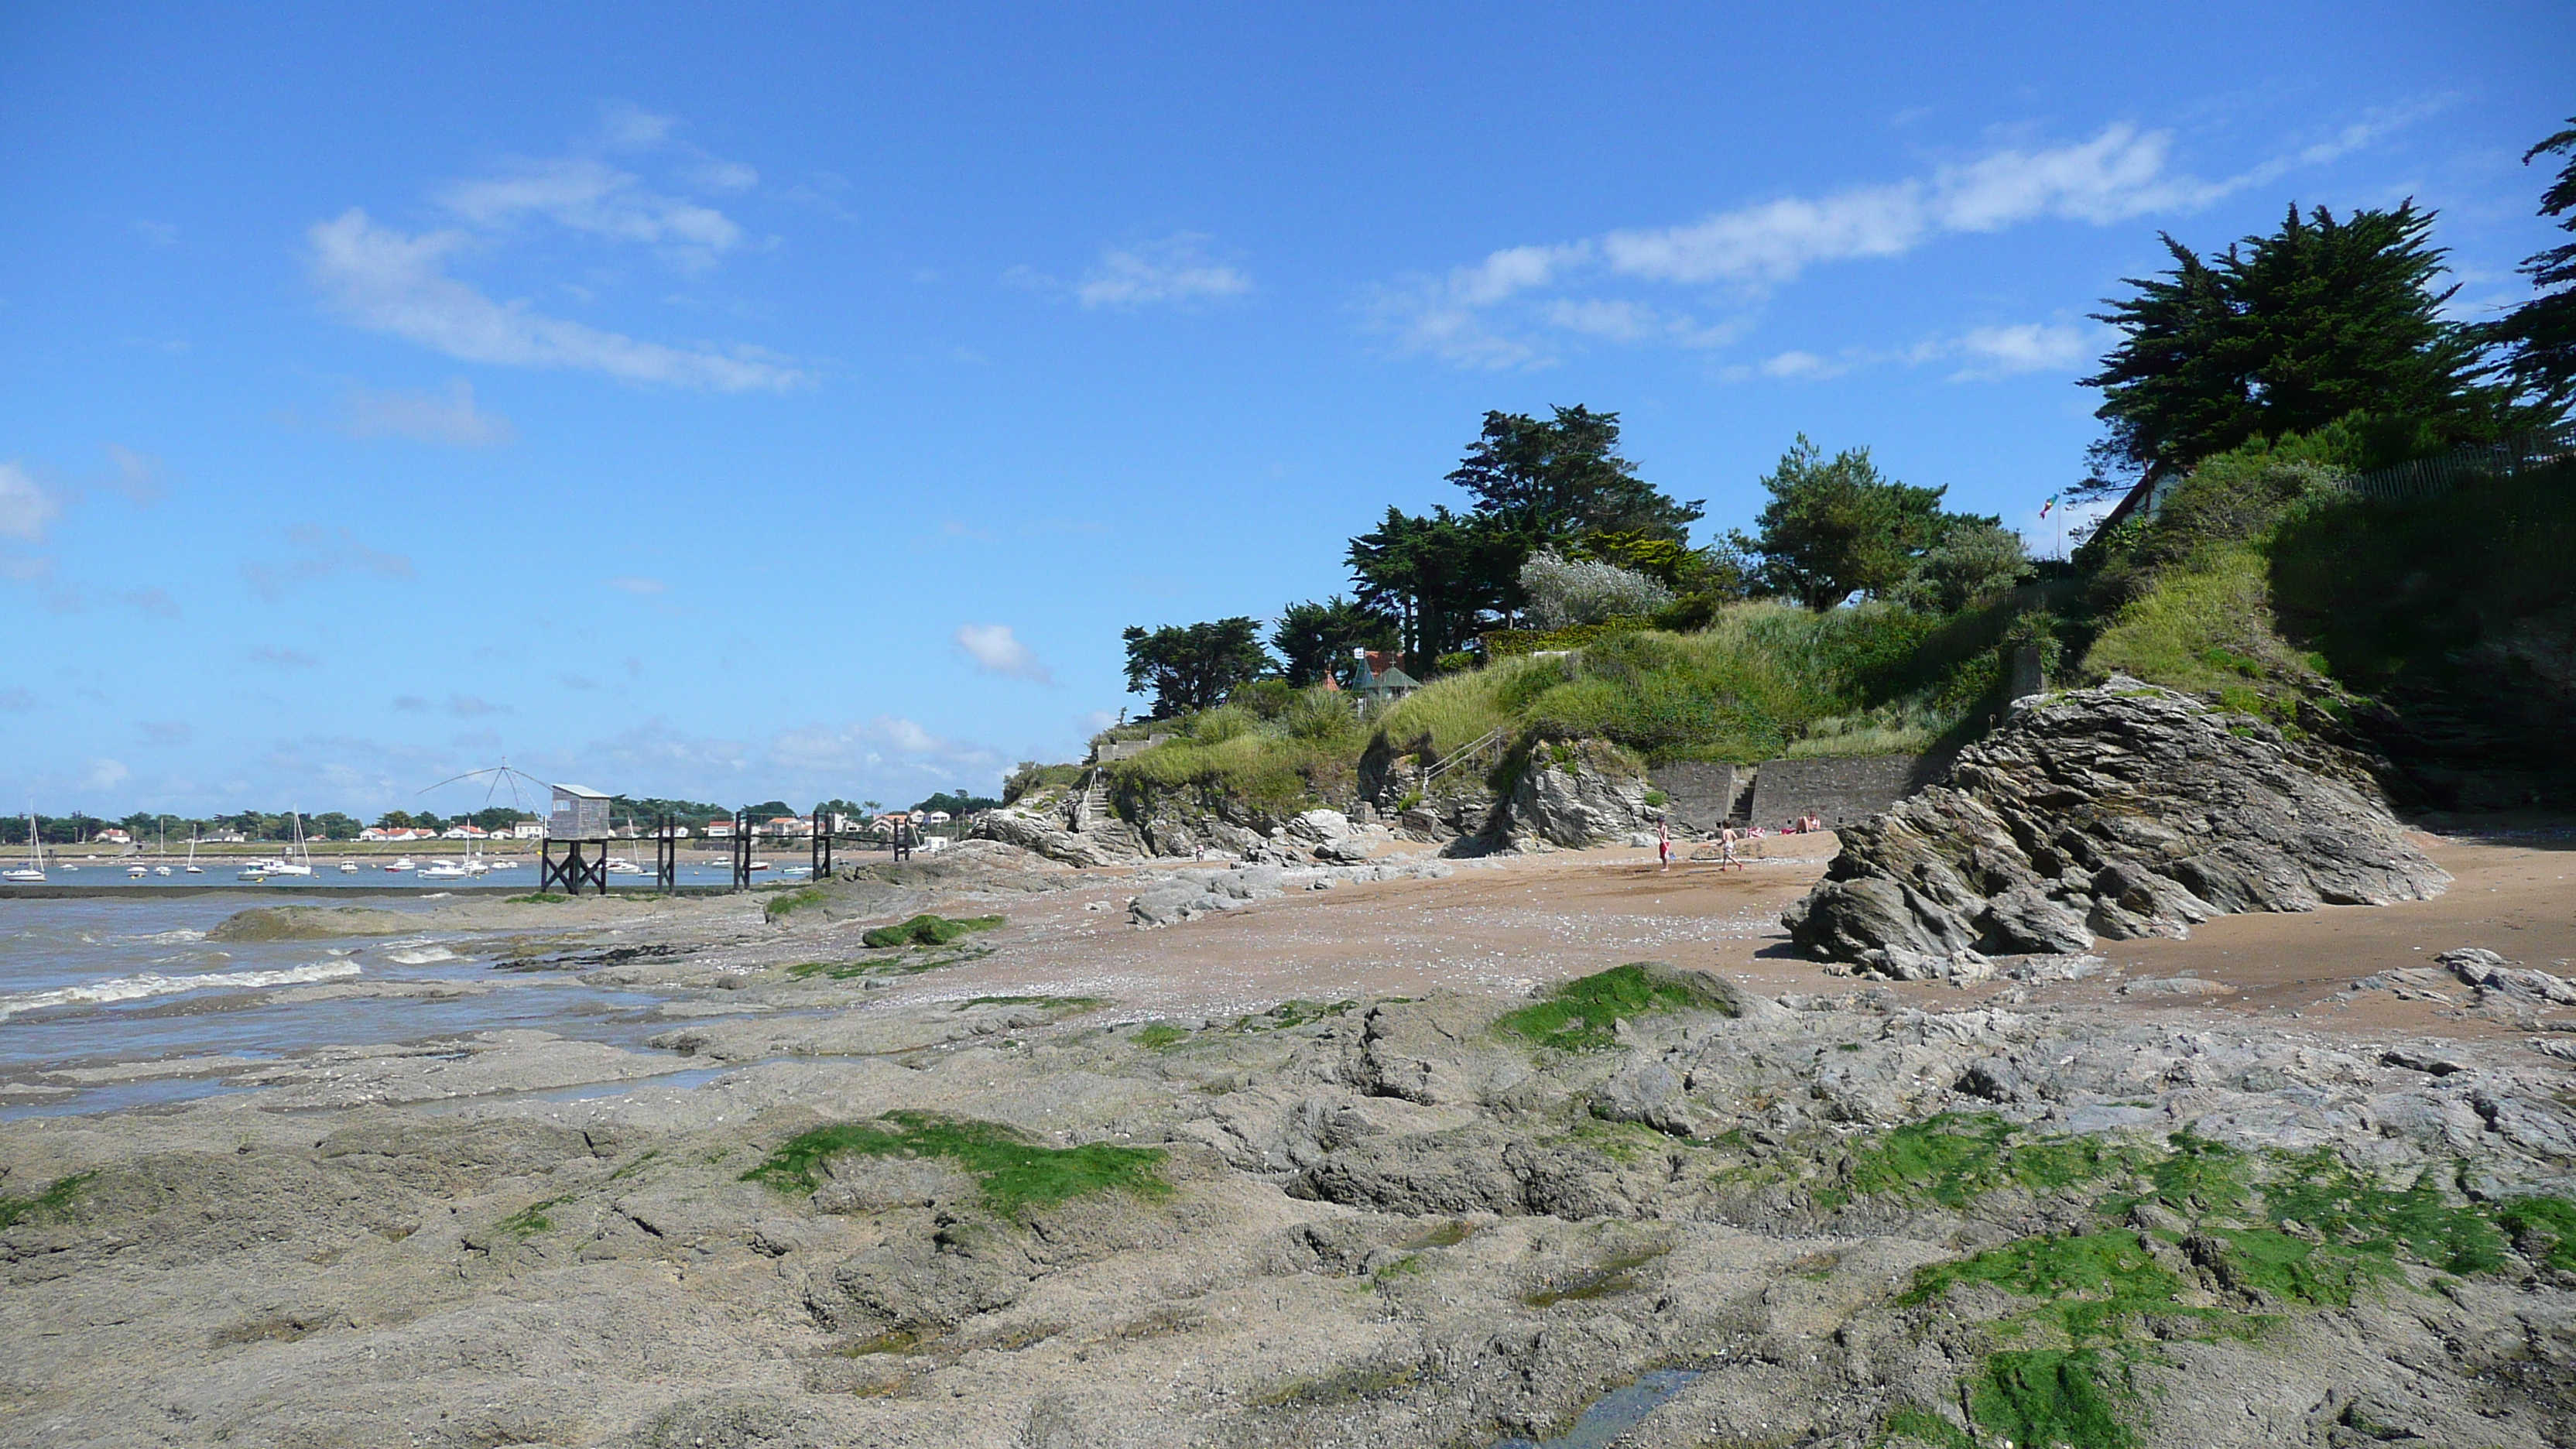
810, 829, 2576, 1046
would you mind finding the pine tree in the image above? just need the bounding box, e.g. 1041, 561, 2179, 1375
2483, 118, 2576, 415
2082, 202, 2534, 487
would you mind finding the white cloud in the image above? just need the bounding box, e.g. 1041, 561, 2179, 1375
307, 209, 807, 392
243, 524, 416, 600
1726, 319, 2104, 385
684, 159, 760, 193
95, 445, 166, 503
1599, 125, 2195, 289
87, 759, 129, 790
435, 157, 744, 271
341, 379, 517, 446
769, 716, 1006, 783
0, 463, 61, 541
1759, 350, 1852, 381
1382, 115, 2422, 367
1946, 321, 2098, 378
606, 575, 668, 595
953, 623, 1053, 683
598, 101, 678, 151
1063, 234, 1252, 309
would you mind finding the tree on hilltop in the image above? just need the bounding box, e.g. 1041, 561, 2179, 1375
1121, 618, 1273, 718
2482, 118, 2576, 416
2081, 201, 2536, 494
1732, 436, 1995, 611
1446, 406, 1704, 542
1272, 597, 1398, 687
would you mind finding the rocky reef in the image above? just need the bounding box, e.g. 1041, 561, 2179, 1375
6, 959, 2573, 1447
1784, 680, 2449, 979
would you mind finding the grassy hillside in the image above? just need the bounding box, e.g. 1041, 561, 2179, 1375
1089, 437, 2569, 820
1100, 596, 2065, 814
2077, 447, 2574, 805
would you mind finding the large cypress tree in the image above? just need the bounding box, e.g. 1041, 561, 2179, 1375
1444, 406, 1704, 542
2082, 202, 2533, 488
2483, 118, 2576, 415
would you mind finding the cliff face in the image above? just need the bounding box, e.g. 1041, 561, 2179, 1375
1783, 678, 2448, 977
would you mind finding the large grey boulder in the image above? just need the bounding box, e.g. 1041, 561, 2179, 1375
970, 805, 1134, 868
1505, 738, 1660, 848
1784, 679, 2447, 969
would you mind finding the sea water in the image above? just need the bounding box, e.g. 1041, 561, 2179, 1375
1487, 1370, 1705, 1449
0, 895, 671, 1118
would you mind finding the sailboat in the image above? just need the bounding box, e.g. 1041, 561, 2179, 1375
183, 832, 203, 873
3, 808, 45, 884
269, 811, 316, 877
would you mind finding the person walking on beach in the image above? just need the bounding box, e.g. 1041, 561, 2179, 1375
1656, 817, 1671, 873
1718, 824, 1742, 872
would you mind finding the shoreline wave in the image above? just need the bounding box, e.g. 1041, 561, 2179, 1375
0, 961, 365, 1022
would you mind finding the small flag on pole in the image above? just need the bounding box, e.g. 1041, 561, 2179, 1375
2040, 494, 2057, 518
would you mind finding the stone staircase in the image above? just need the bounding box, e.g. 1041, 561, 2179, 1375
1076, 772, 1114, 832
1728, 772, 1759, 827
1420, 728, 1506, 788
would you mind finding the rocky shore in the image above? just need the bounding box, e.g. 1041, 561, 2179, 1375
4, 750, 2574, 1446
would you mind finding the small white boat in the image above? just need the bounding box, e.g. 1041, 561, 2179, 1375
746, 860, 771, 872
269, 814, 317, 877
128, 864, 147, 878
417, 862, 469, 880
387, 857, 416, 872
154, 865, 172, 876
339, 862, 360, 873
3, 814, 40, 884
236, 858, 282, 881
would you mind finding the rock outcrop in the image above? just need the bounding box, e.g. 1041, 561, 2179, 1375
969, 798, 1138, 868
1127, 859, 1457, 927
1498, 738, 1661, 850
1784, 678, 2448, 975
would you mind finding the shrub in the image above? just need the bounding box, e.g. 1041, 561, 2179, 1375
765, 886, 830, 922
1003, 761, 1083, 804
1519, 550, 1676, 628
1894, 522, 2031, 614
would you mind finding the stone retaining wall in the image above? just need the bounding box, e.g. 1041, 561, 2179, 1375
1746, 755, 1931, 831
1644, 762, 1741, 834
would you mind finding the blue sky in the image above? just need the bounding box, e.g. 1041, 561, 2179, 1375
3, 2, 2568, 820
